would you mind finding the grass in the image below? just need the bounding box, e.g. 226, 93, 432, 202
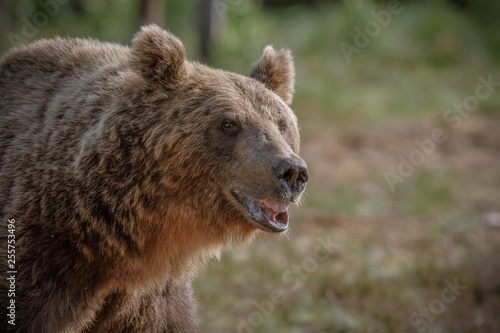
195, 211, 500, 332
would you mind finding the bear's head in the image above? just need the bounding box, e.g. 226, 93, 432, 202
127, 25, 308, 241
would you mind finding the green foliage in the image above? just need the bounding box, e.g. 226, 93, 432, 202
207, 1, 500, 121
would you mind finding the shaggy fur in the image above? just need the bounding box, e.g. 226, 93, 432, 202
0, 24, 306, 332
249, 46, 295, 105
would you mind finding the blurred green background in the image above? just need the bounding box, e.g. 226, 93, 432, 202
1, 0, 499, 332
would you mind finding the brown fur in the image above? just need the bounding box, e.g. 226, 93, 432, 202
0, 24, 306, 332
249, 46, 295, 105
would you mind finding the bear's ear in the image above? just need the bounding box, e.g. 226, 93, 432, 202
131, 24, 185, 86
249, 46, 295, 105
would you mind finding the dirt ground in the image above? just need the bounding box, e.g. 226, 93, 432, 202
300, 113, 500, 193
296, 114, 500, 331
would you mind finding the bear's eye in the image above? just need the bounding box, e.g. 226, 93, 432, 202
278, 120, 287, 134
221, 119, 239, 135
222, 121, 234, 130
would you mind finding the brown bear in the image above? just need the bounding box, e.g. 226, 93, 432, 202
0, 24, 308, 332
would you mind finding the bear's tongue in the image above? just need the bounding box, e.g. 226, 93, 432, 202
260, 199, 289, 225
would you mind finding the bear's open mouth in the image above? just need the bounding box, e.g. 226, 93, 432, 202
231, 190, 289, 232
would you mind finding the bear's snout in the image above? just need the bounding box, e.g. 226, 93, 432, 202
273, 156, 308, 195
0, 23, 306, 331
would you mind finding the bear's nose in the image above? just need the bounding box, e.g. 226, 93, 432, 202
274, 157, 308, 193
